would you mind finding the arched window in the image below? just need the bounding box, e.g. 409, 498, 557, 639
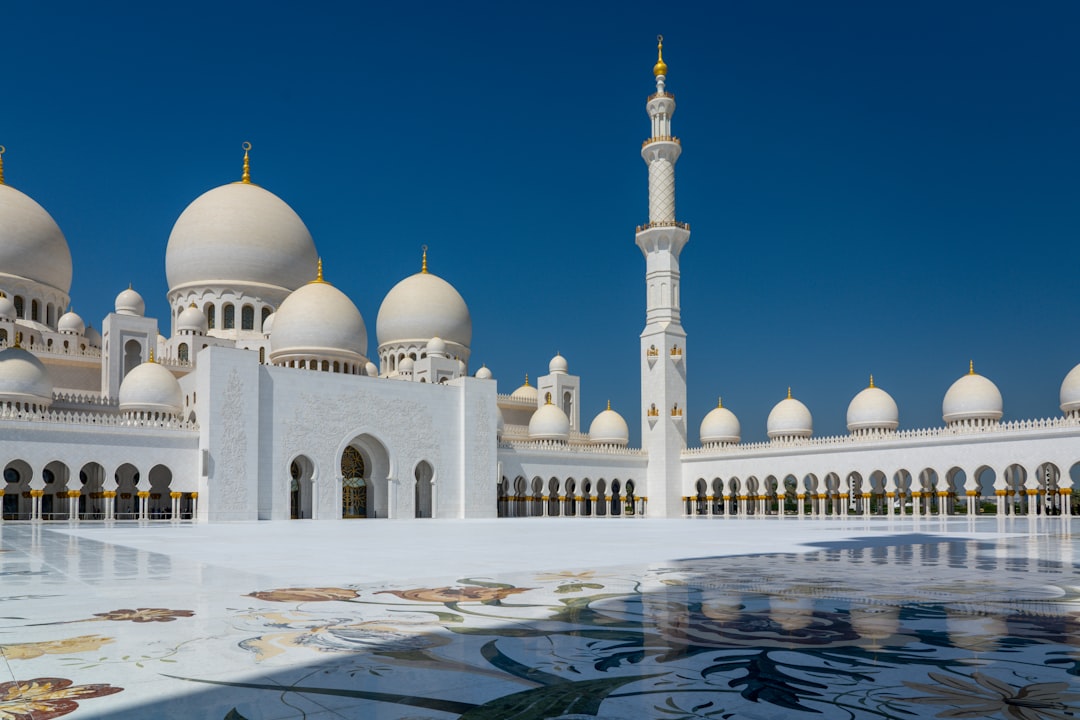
241, 305, 254, 330
178, 343, 189, 362
258, 347, 266, 364
223, 304, 235, 330
261, 306, 272, 330
13, 296, 23, 318
31, 300, 39, 322
206, 303, 216, 329
563, 391, 573, 420
0, 329, 7, 345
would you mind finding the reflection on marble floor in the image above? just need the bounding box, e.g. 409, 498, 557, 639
0, 520, 1078, 719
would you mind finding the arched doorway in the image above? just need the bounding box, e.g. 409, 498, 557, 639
79, 462, 106, 519
341, 446, 368, 518
115, 463, 140, 519
290, 456, 314, 519
3, 461, 32, 520
148, 465, 172, 519
415, 461, 434, 518
340, 435, 391, 518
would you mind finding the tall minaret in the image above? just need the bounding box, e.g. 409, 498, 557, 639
637, 36, 690, 518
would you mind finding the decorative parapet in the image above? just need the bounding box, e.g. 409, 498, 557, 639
1, 340, 103, 359
498, 440, 646, 457
682, 414, 1080, 458
52, 391, 118, 409
0, 404, 197, 431
497, 393, 538, 408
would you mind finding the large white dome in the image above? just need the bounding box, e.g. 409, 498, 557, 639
1061, 363, 1080, 415
529, 401, 571, 442
700, 399, 741, 445
377, 271, 472, 349
269, 278, 367, 363
118, 360, 183, 416
767, 391, 813, 439
846, 379, 899, 432
942, 365, 1002, 424
0, 346, 53, 406
589, 403, 629, 446
0, 184, 73, 293
165, 182, 318, 294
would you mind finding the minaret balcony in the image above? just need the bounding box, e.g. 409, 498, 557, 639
648, 91, 675, 101
635, 220, 690, 233
642, 136, 680, 149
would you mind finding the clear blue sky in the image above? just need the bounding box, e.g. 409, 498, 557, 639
5, 2, 1078, 444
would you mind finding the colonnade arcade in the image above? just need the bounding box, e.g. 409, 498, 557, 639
496, 476, 645, 517
686, 462, 1078, 518
1, 459, 194, 521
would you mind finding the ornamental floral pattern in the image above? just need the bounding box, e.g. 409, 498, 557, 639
4, 528, 1080, 719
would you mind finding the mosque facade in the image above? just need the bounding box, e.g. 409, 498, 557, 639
0, 42, 1076, 523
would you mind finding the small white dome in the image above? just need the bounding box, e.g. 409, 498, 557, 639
700, 399, 741, 445
364, 361, 379, 377
426, 336, 447, 358
377, 269, 472, 349
475, 365, 493, 380
399, 357, 415, 373
1061, 363, 1080, 415
529, 400, 571, 442
270, 278, 367, 364
549, 353, 568, 374
115, 286, 145, 316
262, 311, 276, 335
589, 403, 629, 446
57, 310, 85, 335
767, 391, 813, 439
118, 359, 183, 416
0, 184, 73, 293
85, 325, 101, 348
0, 296, 16, 322
177, 304, 208, 334
166, 182, 318, 296
846, 379, 899, 432
0, 346, 53, 406
511, 376, 538, 402
943, 364, 1002, 424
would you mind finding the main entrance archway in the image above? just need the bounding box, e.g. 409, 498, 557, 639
340, 435, 391, 518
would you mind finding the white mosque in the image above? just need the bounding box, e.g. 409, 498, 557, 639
0, 40, 1076, 524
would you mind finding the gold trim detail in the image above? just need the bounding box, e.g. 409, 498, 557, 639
241, 141, 252, 184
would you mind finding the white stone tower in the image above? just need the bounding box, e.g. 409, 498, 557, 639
637, 36, 690, 517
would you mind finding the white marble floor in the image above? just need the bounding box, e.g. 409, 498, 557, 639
0, 517, 1077, 719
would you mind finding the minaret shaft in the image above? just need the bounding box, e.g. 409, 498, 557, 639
637, 38, 690, 518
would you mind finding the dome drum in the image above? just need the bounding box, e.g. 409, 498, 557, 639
0, 276, 71, 331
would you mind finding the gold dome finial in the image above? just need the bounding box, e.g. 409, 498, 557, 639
718, 396, 723, 409
869, 374, 875, 389
607, 399, 611, 411
0, 146, 6, 185
787, 387, 792, 399
421, 245, 428, 274
148, 348, 156, 363
13, 332, 21, 348
524, 373, 530, 387
969, 359, 975, 375
309, 257, 326, 284
545, 391, 553, 405
241, 142, 252, 184
648, 34, 665, 77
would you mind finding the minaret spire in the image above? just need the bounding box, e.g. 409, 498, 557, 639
240, 142, 252, 184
